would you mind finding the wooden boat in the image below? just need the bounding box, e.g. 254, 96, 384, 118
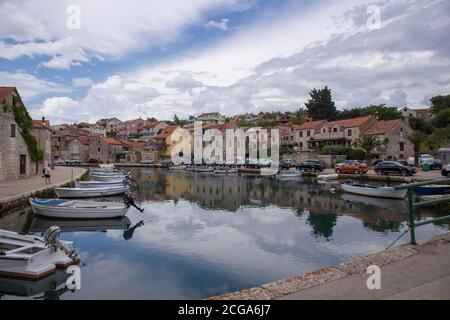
54, 185, 129, 198
0, 227, 79, 280
317, 173, 339, 180
193, 166, 214, 173
214, 167, 238, 175
412, 185, 450, 196
278, 169, 303, 179
29, 198, 130, 219
89, 173, 129, 181
75, 179, 127, 188
341, 182, 407, 199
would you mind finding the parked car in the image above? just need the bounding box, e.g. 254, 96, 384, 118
441, 164, 450, 177
374, 161, 417, 176
421, 158, 443, 170
258, 158, 274, 167
397, 160, 409, 167
160, 158, 174, 167
66, 159, 81, 165
87, 159, 101, 164
334, 161, 368, 174
297, 160, 326, 172
372, 159, 384, 167
54, 158, 65, 165
280, 159, 297, 169
140, 159, 154, 164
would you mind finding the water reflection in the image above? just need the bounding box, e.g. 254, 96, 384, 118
0, 168, 447, 299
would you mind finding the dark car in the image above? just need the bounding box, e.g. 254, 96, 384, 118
297, 159, 326, 172
374, 161, 417, 176
442, 164, 450, 177
372, 159, 384, 167
87, 158, 101, 164
280, 159, 297, 169
161, 158, 174, 167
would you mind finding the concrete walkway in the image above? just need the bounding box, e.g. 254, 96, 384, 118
0, 166, 86, 203
210, 233, 450, 300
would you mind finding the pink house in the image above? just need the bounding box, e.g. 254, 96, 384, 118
117, 118, 145, 139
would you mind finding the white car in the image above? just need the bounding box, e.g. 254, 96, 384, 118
55, 159, 65, 165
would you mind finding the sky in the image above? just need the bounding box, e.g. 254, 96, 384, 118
0, 0, 449, 124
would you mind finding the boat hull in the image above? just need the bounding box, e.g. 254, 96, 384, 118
412, 185, 450, 196
30, 199, 129, 219
75, 180, 126, 188
55, 186, 129, 198
89, 174, 128, 181
341, 183, 407, 199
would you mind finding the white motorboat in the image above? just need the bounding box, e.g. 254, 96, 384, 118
54, 185, 129, 198
89, 173, 129, 181
341, 182, 407, 199
30, 198, 130, 219
89, 169, 128, 176
75, 179, 128, 188
0, 227, 79, 280
317, 173, 339, 180
193, 166, 214, 173
278, 169, 303, 179
214, 167, 238, 175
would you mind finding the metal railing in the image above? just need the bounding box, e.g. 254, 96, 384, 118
395, 178, 450, 244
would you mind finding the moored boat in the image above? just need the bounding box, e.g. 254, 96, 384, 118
317, 173, 339, 180
29, 198, 130, 219
169, 166, 187, 172
54, 185, 129, 198
89, 173, 129, 181
75, 179, 128, 188
214, 167, 238, 175
341, 182, 407, 199
0, 227, 79, 280
193, 166, 214, 173
278, 168, 303, 179
411, 185, 450, 196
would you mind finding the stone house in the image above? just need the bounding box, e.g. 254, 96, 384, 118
195, 112, 225, 125
97, 118, 122, 134
32, 118, 53, 167
400, 107, 433, 120
362, 119, 413, 160
291, 120, 326, 152
142, 121, 168, 140
89, 137, 124, 163
117, 118, 145, 139
0, 87, 40, 181
147, 125, 180, 157
67, 136, 91, 162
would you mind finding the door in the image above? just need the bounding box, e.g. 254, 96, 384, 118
19, 154, 26, 175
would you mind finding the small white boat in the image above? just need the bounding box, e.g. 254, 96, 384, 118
341, 182, 407, 199
169, 166, 187, 172
214, 167, 238, 175
317, 173, 339, 181
89, 173, 129, 181
193, 166, 214, 173
89, 169, 128, 176
0, 227, 79, 280
278, 169, 303, 179
75, 179, 127, 188
54, 185, 129, 198
30, 198, 129, 219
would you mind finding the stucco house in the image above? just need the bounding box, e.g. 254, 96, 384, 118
32, 118, 53, 167
89, 137, 124, 163
142, 121, 168, 140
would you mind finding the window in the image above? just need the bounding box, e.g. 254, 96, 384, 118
307, 130, 311, 137
347, 129, 352, 137
299, 142, 303, 148
333, 127, 338, 133
300, 131, 303, 138
10, 124, 16, 138
399, 142, 405, 152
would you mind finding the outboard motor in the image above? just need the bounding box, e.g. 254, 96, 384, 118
44, 226, 79, 260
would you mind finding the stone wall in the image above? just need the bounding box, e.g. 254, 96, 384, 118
0, 108, 34, 181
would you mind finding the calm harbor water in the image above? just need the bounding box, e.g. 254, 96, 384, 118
0, 168, 448, 300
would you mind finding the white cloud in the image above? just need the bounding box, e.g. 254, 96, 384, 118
0, 0, 254, 69
205, 18, 230, 30
0, 71, 69, 100
72, 77, 95, 87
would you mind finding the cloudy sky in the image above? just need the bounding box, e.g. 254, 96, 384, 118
1, 0, 449, 124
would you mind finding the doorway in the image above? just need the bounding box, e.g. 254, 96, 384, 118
19, 154, 26, 175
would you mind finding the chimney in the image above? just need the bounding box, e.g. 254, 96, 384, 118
42, 116, 45, 124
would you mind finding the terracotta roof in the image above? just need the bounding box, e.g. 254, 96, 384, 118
101, 137, 123, 145
325, 116, 372, 128
32, 119, 51, 130
120, 140, 145, 148
292, 120, 326, 130
144, 121, 159, 129
278, 125, 291, 135
0, 87, 17, 102
363, 120, 402, 135
153, 125, 179, 139
77, 136, 91, 145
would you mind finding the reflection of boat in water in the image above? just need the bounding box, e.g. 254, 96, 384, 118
412, 185, 450, 196
341, 193, 408, 213
278, 169, 303, 179
28, 216, 132, 233
193, 166, 214, 173
0, 270, 71, 299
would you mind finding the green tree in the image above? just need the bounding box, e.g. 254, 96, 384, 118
407, 130, 427, 166
336, 104, 402, 121
430, 94, 450, 114
292, 108, 308, 124
356, 135, 383, 164
305, 86, 337, 120
409, 117, 434, 134
431, 108, 450, 129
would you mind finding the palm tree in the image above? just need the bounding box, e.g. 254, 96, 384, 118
356, 135, 382, 165
407, 130, 427, 166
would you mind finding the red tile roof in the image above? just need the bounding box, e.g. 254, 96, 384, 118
292, 120, 326, 130
101, 137, 123, 145
326, 116, 372, 128
153, 125, 179, 139
0, 87, 17, 102
32, 119, 51, 130
363, 120, 402, 135
120, 140, 145, 148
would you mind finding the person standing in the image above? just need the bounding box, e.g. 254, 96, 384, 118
43, 164, 51, 185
